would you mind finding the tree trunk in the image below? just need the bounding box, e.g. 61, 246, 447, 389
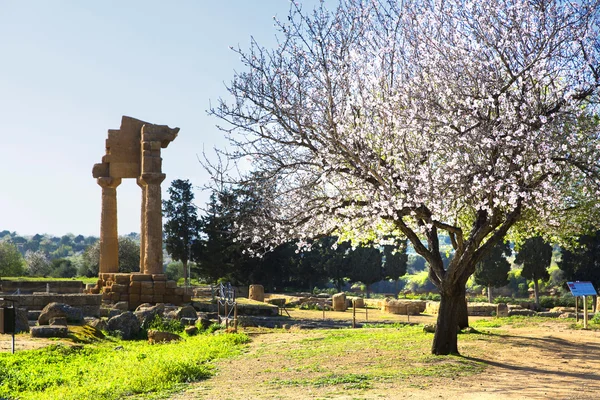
432, 290, 463, 355
395, 279, 399, 296
487, 285, 493, 303
533, 279, 539, 307
457, 285, 469, 330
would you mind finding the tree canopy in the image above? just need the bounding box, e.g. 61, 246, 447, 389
0, 241, 25, 277
210, 0, 600, 355
559, 231, 600, 292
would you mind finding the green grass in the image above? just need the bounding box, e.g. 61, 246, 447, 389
260, 325, 485, 391
0, 332, 249, 400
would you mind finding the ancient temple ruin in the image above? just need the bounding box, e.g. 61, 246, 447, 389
86, 116, 190, 308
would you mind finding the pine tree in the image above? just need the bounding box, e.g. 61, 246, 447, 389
474, 241, 511, 303
514, 237, 552, 306
163, 179, 201, 288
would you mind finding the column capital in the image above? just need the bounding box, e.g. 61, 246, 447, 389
139, 173, 166, 186
97, 177, 122, 189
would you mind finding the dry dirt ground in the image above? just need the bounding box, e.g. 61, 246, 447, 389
172, 310, 600, 400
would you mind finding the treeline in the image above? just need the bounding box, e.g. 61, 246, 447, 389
0, 231, 140, 279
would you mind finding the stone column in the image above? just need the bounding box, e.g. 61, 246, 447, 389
140, 173, 165, 275
136, 177, 146, 273
97, 177, 122, 274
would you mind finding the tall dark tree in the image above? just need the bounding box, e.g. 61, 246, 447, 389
194, 190, 238, 284
383, 239, 408, 294
163, 179, 202, 288
474, 241, 512, 303
347, 245, 383, 298
559, 231, 600, 296
514, 237, 552, 306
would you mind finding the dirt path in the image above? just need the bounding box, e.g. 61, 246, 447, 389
172, 322, 600, 400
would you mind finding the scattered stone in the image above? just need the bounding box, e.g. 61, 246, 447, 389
85, 317, 108, 331
537, 311, 562, 318
134, 303, 165, 329
147, 330, 182, 344
31, 325, 69, 338
176, 305, 197, 320
180, 317, 197, 326
249, 284, 265, 302
185, 326, 198, 336
349, 297, 365, 308
496, 303, 509, 317
383, 299, 426, 315
107, 311, 140, 340
49, 317, 68, 326
113, 301, 129, 311
37, 302, 83, 325
508, 309, 536, 317
114, 345, 124, 351
423, 324, 436, 333
332, 293, 347, 311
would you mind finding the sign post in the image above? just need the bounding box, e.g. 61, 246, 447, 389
566, 282, 598, 329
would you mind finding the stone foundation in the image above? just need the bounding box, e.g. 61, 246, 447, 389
85, 273, 191, 310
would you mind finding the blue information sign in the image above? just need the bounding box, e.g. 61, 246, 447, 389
566, 281, 597, 296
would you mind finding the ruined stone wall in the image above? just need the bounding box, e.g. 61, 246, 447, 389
0, 294, 101, 316
0, 280, 84, 294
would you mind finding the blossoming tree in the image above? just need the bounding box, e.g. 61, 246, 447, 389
210, 0, 600, 355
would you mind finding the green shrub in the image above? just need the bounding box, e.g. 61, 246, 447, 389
147, 314, 184, 333
0, 333, 249, 400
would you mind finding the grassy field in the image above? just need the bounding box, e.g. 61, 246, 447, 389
0, 331, 249, 400
1, 276, 98, 285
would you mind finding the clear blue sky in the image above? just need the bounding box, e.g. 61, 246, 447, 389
0, 0, 319, 237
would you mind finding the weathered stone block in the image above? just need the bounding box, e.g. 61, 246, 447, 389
152, 274, 167, 281
119, 295, 129, 303
166, 281, 177, 289
153, 295, 164, 303
115, 274, 131, 284
107, 311, 140, 340
249, 285, 265, 302
102, 292, 112, 301
110, 292, 121, 302
141, 287, 154, 296
154, 281, 166, 290
131, 273, 153, 282
111, 284, 128, 294
174, 287, 184, 296
140, 295, 153, 303
183, 294, 192, 303
332, 293, 346, 311
50, 317, 68, 326
31, 325, 69, 338
141, 281, 154, 290
496, 303, 509, 317
129, 294, 140, 303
